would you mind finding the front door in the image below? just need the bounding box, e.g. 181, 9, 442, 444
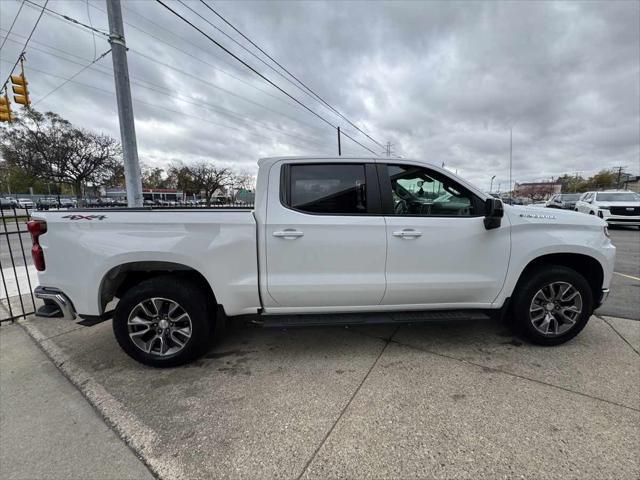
379, 163, 510, 307
265, 161, 386, 308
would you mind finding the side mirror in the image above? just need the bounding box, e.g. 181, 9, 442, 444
484, 198, 504, 230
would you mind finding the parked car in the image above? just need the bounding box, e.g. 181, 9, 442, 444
30, 156, 615, 367
37, 197, 60, 210
0, 197, 16, 209
58, 198, 77, 208
501, 197, 524, 205
574, 190, 640, 227
546, 193, 582, 210
2, 196, 18, 208
15, 198, 34, 209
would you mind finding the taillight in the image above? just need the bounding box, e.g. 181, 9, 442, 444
27, 220, 47, 271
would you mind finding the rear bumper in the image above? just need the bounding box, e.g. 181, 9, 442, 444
34, 286, 77, 320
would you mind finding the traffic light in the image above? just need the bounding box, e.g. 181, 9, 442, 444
11, 73, 30, 107
11, 57, 30, 107
0, 91, 13, 123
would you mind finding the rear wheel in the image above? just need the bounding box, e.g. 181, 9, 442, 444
113, 276, 213, 367
512, 266, 593, 346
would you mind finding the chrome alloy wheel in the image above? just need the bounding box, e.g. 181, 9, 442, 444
529, 282, 583, 337
127, 297, 192, 356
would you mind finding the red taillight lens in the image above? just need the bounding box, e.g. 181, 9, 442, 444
27, 220, 47, 271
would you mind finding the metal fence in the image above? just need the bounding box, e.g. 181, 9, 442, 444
0, 206, 36, 323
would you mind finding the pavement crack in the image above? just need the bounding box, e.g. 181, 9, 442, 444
296, 326, 399, 480
386, 337, 640, 413
344, 324, 639, 412
597, 314, 639, 356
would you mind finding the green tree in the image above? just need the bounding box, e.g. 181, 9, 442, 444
556, 174, 586, 193
141, 165, 168, 189
586, 170, 617, 191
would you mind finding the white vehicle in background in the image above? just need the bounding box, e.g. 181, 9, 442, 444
29, 157, 615, 367
546, 193, 581, 210
574, 190, 640, 227
17, 198, 35, 209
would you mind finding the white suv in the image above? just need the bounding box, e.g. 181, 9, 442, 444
575, 190, 640, 227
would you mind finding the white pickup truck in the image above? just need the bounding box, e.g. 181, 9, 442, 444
30, 157, 615, 367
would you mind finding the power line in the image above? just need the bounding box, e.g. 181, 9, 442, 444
1, 0, 49, 91
85, 0, 97, 60
200, 0, 385, 150
175, 0, 378, 149
0, 0, 26, 52
175, 0, 339, 114
22, 0, 109, 38
0, 30, 329, 142
153, 0, 379, 156
128, 49, 327, 134
0, 43, 329, 148
96, 2, 330, 117
33, 48, 111, 106
48, 1, 322, 125
0, 59, 330, 151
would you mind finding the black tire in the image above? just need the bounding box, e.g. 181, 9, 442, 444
113, 276, 214, 367
511, 265, 593, 346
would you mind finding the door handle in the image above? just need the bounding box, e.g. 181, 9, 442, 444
273, 229, 304, 239
392, 229, 422, 238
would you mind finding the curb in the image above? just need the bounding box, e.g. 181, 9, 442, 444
19, 319, 186, 480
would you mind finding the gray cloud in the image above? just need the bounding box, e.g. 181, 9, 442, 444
1, 0, 638, 190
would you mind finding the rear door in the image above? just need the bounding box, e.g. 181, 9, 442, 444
264, 161, 387, 308
379, 162, 510, 307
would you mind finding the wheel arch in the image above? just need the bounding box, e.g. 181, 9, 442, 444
514, 253, 604, 302
99, 261, 217, 314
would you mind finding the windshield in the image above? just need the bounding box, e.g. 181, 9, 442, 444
596, 192, 640, 202
560, 194, 581, 201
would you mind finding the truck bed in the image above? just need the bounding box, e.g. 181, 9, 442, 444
33, 209, 260, 317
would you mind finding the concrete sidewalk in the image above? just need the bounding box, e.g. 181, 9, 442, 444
13, 312, 640, 480
0, 323, 154, 480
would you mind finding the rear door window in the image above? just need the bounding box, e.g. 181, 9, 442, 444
286, 164, 368, 214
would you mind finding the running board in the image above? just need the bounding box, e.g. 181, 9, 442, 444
255, 310, 490, 328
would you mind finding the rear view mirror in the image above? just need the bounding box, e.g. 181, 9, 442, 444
484, 198, 504, 230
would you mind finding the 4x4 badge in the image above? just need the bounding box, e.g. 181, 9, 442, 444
62, 214, 107, 220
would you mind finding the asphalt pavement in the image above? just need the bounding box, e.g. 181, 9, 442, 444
596, 226, 640, 320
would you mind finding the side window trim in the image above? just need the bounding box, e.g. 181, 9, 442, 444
378, 163, 485, 217
279, 162, 382, 216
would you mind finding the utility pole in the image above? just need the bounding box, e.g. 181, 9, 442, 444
106, 0, 143, 207
613, 166, 627, 190
509, 127, 513, 201
385, 141, 393, 157
337, 127, 341, 156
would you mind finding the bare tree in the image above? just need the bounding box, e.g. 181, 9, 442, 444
229, 169, 256, 202
0, 110, 122, 204
188, 161, 234, 206
517, 183, 556, 201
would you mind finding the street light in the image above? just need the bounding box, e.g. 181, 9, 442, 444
490, 175, 496, 193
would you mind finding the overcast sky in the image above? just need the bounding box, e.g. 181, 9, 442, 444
1, 0, 638, 190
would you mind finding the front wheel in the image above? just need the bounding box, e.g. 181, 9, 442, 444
113, 276, 213, 367
512, 266, 593, 346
